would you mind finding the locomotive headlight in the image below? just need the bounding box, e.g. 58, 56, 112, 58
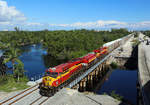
47, 78, 51, 81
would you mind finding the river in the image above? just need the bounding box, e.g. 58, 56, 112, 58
96, 69, 137, 105
19, 44, 48, 80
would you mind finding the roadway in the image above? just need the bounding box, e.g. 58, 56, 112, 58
138, 33, 150, 105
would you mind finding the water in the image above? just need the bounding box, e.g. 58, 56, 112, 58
0, 50, 3, 57
97, 69, 137, 105
2, 44, 66, 80
19, 44, 48, 80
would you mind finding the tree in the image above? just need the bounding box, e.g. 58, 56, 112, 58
0, 56, 8, 76
14, 59, 25, 81
14, 27, 20, 32
3, 47, 21, 74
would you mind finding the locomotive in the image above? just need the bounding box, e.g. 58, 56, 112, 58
39, 35, 131, 97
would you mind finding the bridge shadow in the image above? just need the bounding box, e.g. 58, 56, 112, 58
142, 80, 150, 105
124, 45, 138, 70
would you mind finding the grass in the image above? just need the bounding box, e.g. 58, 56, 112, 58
110, 62, 118, 69
102, 91, 123, 101
132, 39, 141, 48
110, 91, 123, 101
0, 75, 29, 92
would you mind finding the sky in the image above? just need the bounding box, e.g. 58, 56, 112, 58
0, 0, 150, 31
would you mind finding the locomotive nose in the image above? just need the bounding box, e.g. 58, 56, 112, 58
42, 76, 52, 87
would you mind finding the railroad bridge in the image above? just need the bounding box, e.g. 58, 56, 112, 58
65, 34, 133, 92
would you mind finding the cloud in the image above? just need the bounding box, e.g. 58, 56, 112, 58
25, 22, 43, 26
50, 20, 150, 30
0, 0, 26, 24
50, 20, 128, 28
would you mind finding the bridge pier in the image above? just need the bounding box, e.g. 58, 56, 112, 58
77, 60, 109, 92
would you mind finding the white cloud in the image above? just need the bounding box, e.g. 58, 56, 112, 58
0, 0, 26, 24
0, 21, 10, 25
50, 20, 128, 28
50, 20, 150, 30
3, 29, 8, 31
25, 22, 43, 26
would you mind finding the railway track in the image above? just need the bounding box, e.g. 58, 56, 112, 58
29, 96, 50, 105
0, 85, 39, 105
0, 83, 50, 105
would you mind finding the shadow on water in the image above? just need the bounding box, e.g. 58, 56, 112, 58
143, 80, 150, 105
42, 54, 67, 68
95, 69, 137, 105
94, 46, 139, 105
124, 45, 138, 70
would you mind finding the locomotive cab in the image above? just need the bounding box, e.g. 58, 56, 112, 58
39, 70, 60, 96
42, 71, 58, 87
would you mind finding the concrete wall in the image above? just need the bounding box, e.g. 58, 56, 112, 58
138, 33, 150, 105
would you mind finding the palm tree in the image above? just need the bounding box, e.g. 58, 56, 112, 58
2, 43, 25, 81
3, 47, 22, 75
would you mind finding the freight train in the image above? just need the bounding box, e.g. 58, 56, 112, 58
39, 35, 132, 97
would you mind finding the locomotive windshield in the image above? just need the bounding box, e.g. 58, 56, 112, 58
46, 72, 58, 78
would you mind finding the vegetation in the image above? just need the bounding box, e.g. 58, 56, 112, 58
132, 39, 140, 48
110, 62, 118, 69
110, 91, 123, 101
102, 91, 123, 101
0, 75, 29, 92
0, 39, 28, 92
0, 56, 8, 76
0, 55, 28, 92
0, 28, 130, 60
142, 30, 150, 37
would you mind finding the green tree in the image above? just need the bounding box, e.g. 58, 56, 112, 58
3, 47, 21, 74
14, 59, 25, 81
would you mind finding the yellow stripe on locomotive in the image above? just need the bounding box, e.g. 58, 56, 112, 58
42, 63, 82, 88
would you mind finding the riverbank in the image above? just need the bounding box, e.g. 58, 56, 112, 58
0, 75, 29, 92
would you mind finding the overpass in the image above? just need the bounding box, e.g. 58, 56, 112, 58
138, 33, 150, 105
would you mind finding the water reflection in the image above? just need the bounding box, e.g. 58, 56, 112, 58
0, 50, 3, 57
19, 44, 48, 79
42, 54, 67, 68
97, 69, 137, 105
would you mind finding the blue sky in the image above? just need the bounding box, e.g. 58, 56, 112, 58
0, 0, 150, 30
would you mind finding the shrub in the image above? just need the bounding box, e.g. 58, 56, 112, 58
110, 62, 118, 69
